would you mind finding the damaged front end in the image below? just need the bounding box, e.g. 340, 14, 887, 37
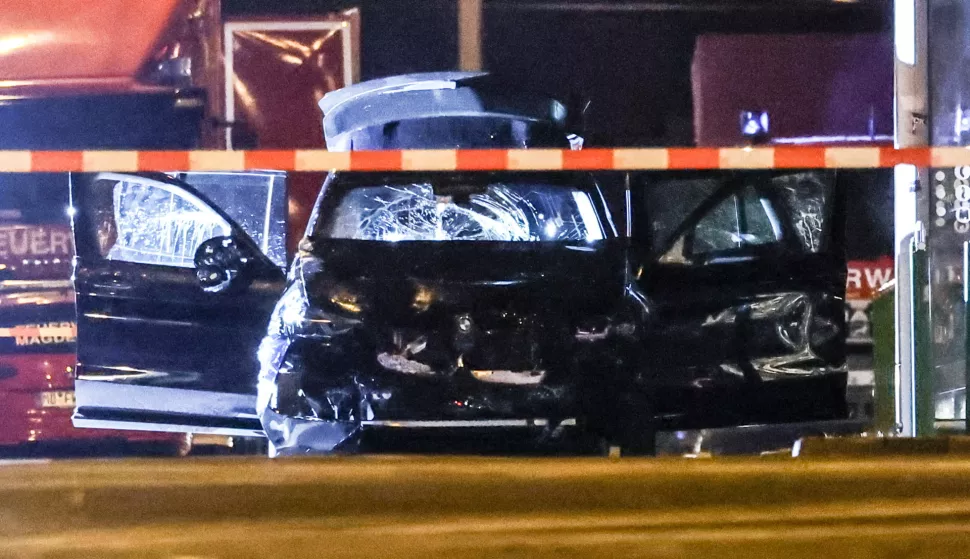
256, 264, 619, 455
257, 172, 626, 455
256, 73, 614, 455
256, 270, 364, 455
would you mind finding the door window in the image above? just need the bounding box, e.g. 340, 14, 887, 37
772, 172, 831, 253
94, 174, 232, 268
647, 178, 720, 254
691, 186, 782, 255
173, 172, 287, 268
645, 171, 833, 265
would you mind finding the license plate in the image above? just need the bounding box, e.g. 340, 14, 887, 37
39, 390, 75, 408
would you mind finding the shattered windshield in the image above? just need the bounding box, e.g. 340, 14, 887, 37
321, 183, 605, 242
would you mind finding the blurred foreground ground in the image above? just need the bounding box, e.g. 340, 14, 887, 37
3, 451, 970, 558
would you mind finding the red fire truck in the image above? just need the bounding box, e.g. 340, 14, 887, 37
0, 0, 357, 453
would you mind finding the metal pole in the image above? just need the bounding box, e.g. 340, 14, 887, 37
458, 0, 484, 71
965, 241, 970, 433
894, 0, 931, 436
911, 235, 935, 435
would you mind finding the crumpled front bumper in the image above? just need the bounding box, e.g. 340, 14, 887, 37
256, 334, 588, 455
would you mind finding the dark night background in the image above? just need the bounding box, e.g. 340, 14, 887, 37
225, 0, 889, 146
224, 0, 893, 258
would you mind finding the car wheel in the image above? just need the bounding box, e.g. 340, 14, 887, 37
577, 393, 657, 457
613, 391, 657, 456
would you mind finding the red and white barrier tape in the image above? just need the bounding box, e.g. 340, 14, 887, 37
0, 146, 962, 172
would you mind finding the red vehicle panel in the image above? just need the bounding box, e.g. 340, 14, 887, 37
0, 0, 187, 88
0, 353, 172, 445
0, 0, 213, 450
691, 33, 893, 146
0, 182, 182, 449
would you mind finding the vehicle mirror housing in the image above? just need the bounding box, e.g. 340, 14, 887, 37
194, 236, 250, 293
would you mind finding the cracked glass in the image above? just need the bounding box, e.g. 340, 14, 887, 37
323, 183, 604, 242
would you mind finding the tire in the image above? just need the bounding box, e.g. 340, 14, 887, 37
577, 355, 657, 457
228, 437, 269, 455
614, 391, 657, 456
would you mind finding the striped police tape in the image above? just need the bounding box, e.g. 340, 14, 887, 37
0, 146, 963, 173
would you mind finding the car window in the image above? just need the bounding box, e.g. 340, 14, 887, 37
692, 192, 742, 253
772, 172, 832, 253
691, 186, 781, 254
96, 175, 232, 268
321, 183, 605, 242
647, 172, 833, 265
173, 172, 288, 268
647, 178, 720, 253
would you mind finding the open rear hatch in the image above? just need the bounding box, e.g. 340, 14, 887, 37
319, 72, 583, 150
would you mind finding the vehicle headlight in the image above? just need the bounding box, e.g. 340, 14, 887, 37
276, 282, 360, 340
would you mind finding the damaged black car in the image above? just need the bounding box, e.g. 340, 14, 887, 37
257, 169, 625, 454
68, 73, 849, 455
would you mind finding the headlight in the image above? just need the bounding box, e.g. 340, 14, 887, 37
276, 282, 360, 340
327, 286, 364, 314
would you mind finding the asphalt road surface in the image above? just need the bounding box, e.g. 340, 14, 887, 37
3, 454, 970, 557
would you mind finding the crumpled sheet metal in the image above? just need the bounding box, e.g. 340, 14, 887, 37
701, 291, 843, 380
257, 340, 570, 455
260, 406, 359, 457
256, 261, 585, 453
256, 332, 360, 455
319, 72, 572, 151
772, 172, 829, 252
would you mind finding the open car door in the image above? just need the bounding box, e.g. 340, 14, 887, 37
70, 171, 287, 436
632, 169, 848, 429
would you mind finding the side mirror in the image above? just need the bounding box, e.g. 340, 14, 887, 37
194, 236, 250, 293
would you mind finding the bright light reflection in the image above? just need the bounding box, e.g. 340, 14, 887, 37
895, 0, 916, 65
544, 221, 558, 239
894, 164, 918, 247
0, 31, 55, 56
571, 192, 604, 242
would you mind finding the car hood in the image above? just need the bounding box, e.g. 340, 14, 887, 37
300, 240, 626, 325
